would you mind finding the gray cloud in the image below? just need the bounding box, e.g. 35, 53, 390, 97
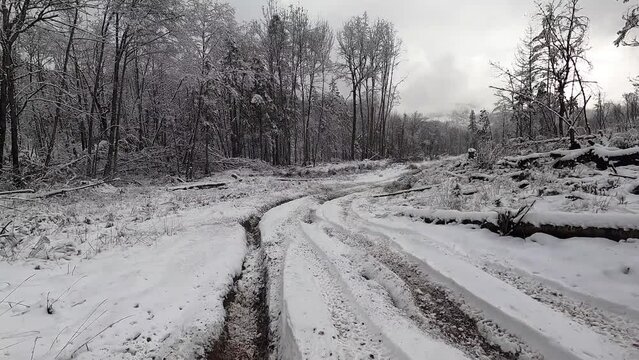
228, 0, 639, 114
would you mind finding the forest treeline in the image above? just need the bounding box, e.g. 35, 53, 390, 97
0, 0, 638, 185
489, 0, 639, 150
0, 0, 470, 184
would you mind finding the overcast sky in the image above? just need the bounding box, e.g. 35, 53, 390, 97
227, 0, 639, 115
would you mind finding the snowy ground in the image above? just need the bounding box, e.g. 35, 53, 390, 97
0, 164, 402, 360
2, 157, 639, 360
261, 190, 638, 360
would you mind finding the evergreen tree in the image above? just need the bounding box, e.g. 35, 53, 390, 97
479, 110, 491, 140
468, 110, 478, 148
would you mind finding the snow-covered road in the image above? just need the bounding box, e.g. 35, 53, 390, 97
261, 189, 639, 360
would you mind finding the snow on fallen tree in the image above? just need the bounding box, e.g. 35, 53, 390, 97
396, 207, 639, 242
500, 152, 550, 168
35, 181, 105, 198
373, 185, 434, 198
469, 173, 496, 181
552, 145, 639, 170
397, 208, 500, 231
500, 145, 639, 170
167, 182, 227, 191
509, 134, 597, 147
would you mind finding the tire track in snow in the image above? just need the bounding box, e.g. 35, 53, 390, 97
260, 196, 392, 359
483, 264, 639, 352
288, 238, 392, 359
312, 204, 525, 360
259, 197, 317, 359
340, 194, 631, 360
300, 219, 472, 360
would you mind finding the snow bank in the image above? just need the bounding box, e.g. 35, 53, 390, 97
395, 207, 498, 224
524, 211, 639, 230
396, 206, 639, 241
0, 222, 247, 360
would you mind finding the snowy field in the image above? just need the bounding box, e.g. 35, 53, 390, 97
2, 157, 639, 360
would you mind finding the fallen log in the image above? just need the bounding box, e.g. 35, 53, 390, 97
397, 208, 639, 242
373, 185, 434, 198
168, 182, 227, 191
500, 152, 550, 169
510, 223, 639, 242
444, 171, 467, 179
461, 187, 478, 196
509, 134, 597, 147
275, 178, 314, 182
0, 196, 41, 202
553, 146, 639, 170
36, 182, 105, 198
0, 189, 35, 196
469, 173, 495, 181
610, 173, 637, 180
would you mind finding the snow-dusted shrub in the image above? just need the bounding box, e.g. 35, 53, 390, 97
434, 181, 463, 210
591, 195, 613, 213
496, 202, 535, 235
468, 178, 511, 211
529, 168, 558, 191
0, 232, 19, 260
609, 129, 639, 149
473, 143, 505, 169
383, 173, 418, 193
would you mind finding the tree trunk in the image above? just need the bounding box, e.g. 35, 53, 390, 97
45, 6, 78, 166
350, 78, 357, 160
104, 17, 127, 177
8, 58, 19, 175
0, 53, 6, 171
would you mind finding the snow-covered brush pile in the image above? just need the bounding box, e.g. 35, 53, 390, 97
277, 159, 390, 179
374, 144, 639, 242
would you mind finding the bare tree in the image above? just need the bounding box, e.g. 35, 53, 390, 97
0, 0, 73, 176
615, 0, 639, 47
338, 13, 369, 160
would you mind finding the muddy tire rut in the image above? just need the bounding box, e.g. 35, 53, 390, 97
207, 216, 270, 360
